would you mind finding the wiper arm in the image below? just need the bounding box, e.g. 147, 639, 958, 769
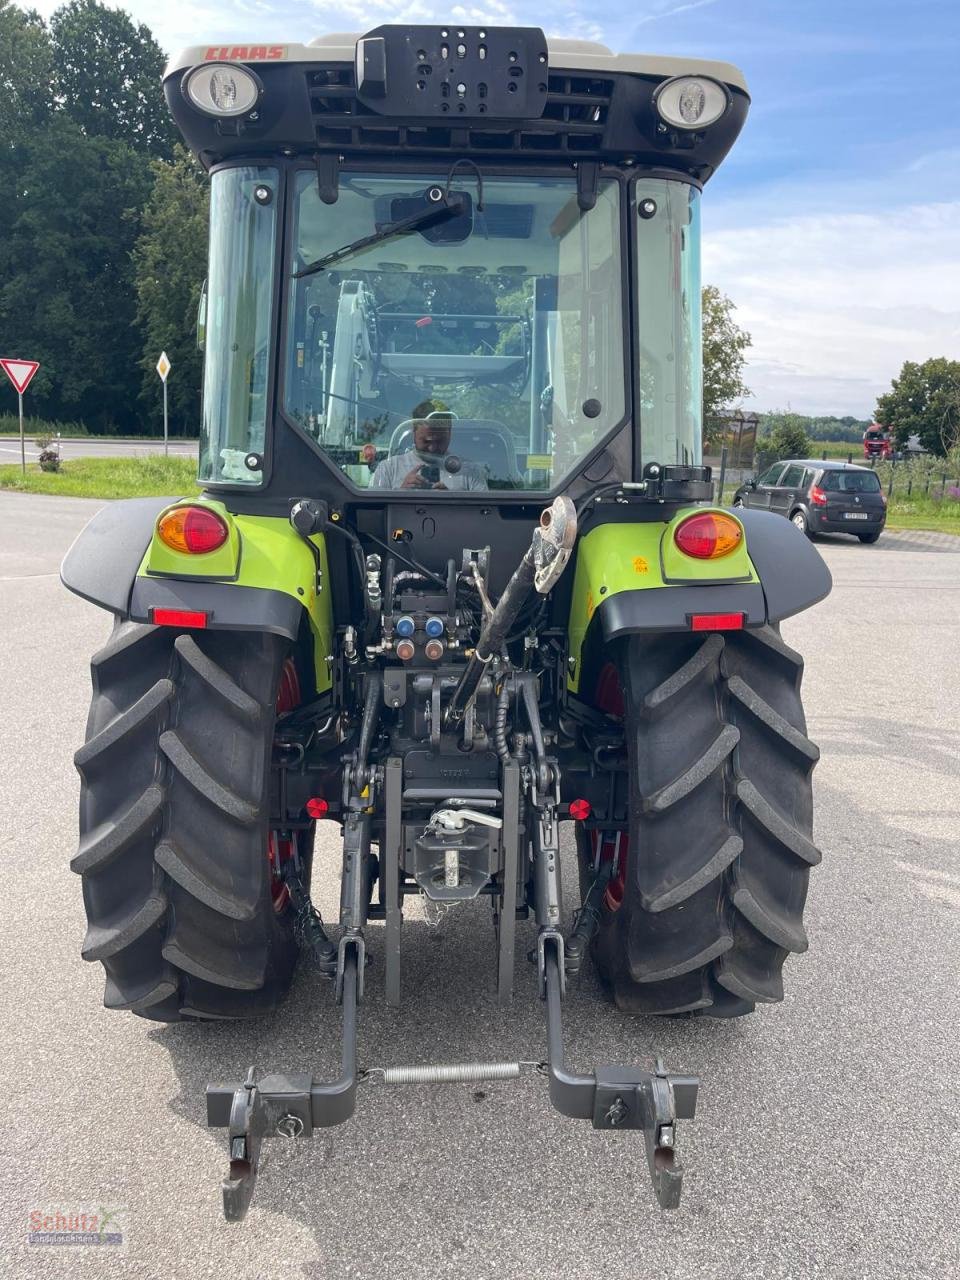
293, 194, 466, 281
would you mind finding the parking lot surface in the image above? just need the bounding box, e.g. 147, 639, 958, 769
1, 491, 958, 1280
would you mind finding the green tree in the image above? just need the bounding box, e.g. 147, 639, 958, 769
875, 357, 960, 456
758, 411, 810, 465
0, 116, 152, 430
702, 284, 751, 438
133, 146, 209, 435
0, 0, 53, 137
49, 0, 173, 156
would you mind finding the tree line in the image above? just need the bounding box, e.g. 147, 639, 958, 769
0, 0, 760, 439
4, 0, 958, 452
0, 0, 200, 434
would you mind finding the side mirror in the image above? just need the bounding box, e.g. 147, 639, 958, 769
747, 476, 758, 489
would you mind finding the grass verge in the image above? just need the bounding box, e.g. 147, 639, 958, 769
0, 456, 200, 499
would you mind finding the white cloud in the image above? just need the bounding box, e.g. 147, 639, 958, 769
703, 202, 960, 416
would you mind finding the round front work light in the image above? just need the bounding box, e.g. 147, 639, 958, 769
183, 63, 262, 118
157, 505, 229, 555
655, 76, 728, 130
674, 511, 742, 560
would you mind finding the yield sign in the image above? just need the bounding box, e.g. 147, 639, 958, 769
156, 351, 171, 383
0, 358, 40, 395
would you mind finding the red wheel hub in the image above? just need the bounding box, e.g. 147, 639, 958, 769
269, 657, 303, 910
592, 661, 628, 911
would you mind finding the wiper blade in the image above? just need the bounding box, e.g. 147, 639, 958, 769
294, 195, 466, 281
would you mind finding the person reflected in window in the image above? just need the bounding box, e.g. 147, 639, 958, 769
372, 398, 488, 490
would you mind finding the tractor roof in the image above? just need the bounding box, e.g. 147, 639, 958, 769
165, 35, 748, 94
164, 28, 749, 181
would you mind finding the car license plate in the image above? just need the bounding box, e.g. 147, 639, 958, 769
843, 512, 869, 520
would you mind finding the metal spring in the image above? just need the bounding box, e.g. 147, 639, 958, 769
364, 1060, 533, 1086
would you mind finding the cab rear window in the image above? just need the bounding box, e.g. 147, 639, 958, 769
820, 470, 881, 493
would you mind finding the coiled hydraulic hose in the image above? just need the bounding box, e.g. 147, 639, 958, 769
494, 680, 512, 764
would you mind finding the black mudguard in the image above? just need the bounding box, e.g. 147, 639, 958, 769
595, 508, 831, 641
60, 496, 172, 615
60, 496, 304, 641
736, 507, 832, 622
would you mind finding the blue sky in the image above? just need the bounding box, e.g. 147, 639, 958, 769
23, 0, 960, 415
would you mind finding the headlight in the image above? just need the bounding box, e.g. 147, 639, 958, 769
654, 76, 728, 130
182, 63, 262, 118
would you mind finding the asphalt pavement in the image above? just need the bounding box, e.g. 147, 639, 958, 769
1, 490, 958, 1280
0, 435, 197, 463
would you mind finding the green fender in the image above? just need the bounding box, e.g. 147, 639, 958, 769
566, 506, 830, 694
61, 495, 334, 693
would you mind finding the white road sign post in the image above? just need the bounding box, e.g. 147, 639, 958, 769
156, 351, 171, 457
0, 358, 41, 475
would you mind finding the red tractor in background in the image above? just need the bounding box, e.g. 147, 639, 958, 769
863, 425, 893, 460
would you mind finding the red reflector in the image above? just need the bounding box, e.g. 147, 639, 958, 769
690, 613, 745, 632
151, 608, 208, 628
569, 798, 592, 821
306, 797, 329, 819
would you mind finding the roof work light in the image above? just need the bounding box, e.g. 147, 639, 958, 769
182, 63, 263, 117
655, 76, 728, 129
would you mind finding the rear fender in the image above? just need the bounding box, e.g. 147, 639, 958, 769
61, 497, 334, 692
566, 507, 831, 693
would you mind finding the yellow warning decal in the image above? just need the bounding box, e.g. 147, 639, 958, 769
633, 556, 649, 574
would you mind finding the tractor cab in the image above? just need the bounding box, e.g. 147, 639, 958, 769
166, 28, 749, 505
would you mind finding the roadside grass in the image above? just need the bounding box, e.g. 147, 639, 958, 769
885, 500, 960, 536
0, 412, 90, 438
811, 439, 862, 460
0, 455, 200, 499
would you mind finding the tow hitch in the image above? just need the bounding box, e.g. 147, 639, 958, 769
207, 842, 697, 1219
208, 928, 696, 1219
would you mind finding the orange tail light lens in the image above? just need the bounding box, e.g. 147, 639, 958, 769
673, 511, 743, 560
157, 505, 229, 555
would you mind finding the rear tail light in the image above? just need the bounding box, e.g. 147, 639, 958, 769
157, 505, 229, 554
809, 485, 827, 507
569, 798, 592, 820
673, 511, 742, 560
306, 796, 329, 818
151, 608, 208, 628
880, 492, 887, 507
690, 612, 744, 631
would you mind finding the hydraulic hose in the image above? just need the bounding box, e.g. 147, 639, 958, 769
445, 548, 537, 727
494, 680, 512, 764
354, 671, 382, 789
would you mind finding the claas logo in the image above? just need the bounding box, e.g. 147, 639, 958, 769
203, 45, 286, 61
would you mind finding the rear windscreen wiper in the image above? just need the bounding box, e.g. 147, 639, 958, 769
294, 194, 467, 280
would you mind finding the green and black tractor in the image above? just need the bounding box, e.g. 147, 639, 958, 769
62, 26, 831, 1219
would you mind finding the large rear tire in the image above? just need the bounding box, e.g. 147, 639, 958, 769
73, 620, 304, 1022
589, 625, 821, 1018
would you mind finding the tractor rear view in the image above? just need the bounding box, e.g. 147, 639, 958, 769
62, 26, 831, 1219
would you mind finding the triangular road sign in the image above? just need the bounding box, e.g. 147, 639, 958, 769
0, 358, 40, 395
